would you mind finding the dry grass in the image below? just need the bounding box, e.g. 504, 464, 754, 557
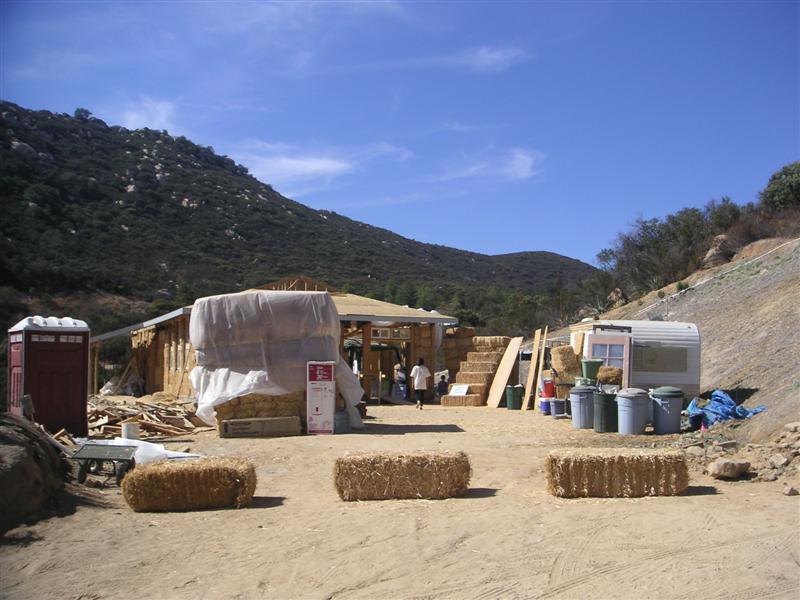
333, 451, 471, 501
122, 457, 257, 512
545, 449, 689, 498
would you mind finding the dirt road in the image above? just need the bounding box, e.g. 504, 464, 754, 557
2, 405, 798, 599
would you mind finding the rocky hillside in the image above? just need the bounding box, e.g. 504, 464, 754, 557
602, 237, 800, 441
0, 100, 595, 334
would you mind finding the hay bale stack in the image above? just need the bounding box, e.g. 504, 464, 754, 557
597, 366, 623, 385
441, 394, 484, 407
333, 451, 471, 501
551, 345, 581, 377
473, 336, 511, 349
466, 351, 505, 363
460, 361, 497, 373
122, 458, 257, 512
545, 449, 689, 498
455, 371, 493, 385
215, 391, 305, 432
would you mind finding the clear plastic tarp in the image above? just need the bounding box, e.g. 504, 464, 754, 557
189, 290, 363, 428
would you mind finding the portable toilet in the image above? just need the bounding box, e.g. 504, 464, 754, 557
7, 316, 90, 435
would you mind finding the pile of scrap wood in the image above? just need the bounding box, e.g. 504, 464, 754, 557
85, 393, 211, 440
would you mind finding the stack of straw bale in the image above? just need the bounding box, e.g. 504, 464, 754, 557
122, 457, 257, 511
215, 391, 304, 434
597, 366, 623, 385
550, 345, 582, 398
442, 327, 477, 379
334, 451, 471, 501
545, 449, 689, 498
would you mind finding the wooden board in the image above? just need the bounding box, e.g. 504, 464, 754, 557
573, 331, 585, 356
521, 329, 542, 411
532, 326, 549, 410
486, 336, 524, 408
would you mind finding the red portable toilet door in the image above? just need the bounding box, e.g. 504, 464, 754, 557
25, 336, 88, 435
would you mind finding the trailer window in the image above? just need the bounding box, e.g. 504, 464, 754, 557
632, 346, 687, 373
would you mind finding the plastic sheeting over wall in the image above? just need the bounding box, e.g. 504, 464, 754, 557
189, 290, 363, 428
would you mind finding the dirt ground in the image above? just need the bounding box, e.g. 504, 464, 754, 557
2, 404, 799, 600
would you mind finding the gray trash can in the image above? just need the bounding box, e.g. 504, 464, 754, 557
651, 386, 684, 434
616, 388, 649, 435
569, 385, 595, 429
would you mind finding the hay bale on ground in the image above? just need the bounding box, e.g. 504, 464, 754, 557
334, 451, 471, 501
441, 394, 484, 407
597, 366, 623, 385
545, 449, 688, 498
122, 457, 257, 512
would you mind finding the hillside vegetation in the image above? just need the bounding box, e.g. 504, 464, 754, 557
0, 100, 596, 338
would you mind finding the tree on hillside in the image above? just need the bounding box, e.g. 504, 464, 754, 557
73, 108, 92, 120
759, 161, 800, 212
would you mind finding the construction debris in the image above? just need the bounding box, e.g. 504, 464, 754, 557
85, 394, 210, 440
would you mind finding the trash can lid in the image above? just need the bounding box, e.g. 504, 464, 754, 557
616, 387, 649, 400
570, 385, 595, 395
651, 386, 684, 398
581, 358, 604, 364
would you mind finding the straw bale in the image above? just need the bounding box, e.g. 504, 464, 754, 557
333, 451, 471, 501
472, 336, 511, 349
122, 457, 257, 512
460, 361, 497, 373
597, 366, 623, 385
551, 345, 581, 377
215, 391, 305, 432
466, 351, 504, 363
456, 371, 492, 385
545, 449, 689, 498
441, 394, 484, 406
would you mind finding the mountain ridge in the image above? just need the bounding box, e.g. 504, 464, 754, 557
0, 100, 596, 336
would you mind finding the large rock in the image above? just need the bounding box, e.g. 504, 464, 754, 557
701, 234, 735, 268
769, 453, 789, 468
708, 458, 750, 479
0, 415, 68, 532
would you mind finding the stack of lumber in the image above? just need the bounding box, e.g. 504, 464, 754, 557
86, 394, 209, 440
441, 336, 511, 407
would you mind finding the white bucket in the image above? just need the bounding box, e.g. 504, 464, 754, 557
121, 422, 140, 440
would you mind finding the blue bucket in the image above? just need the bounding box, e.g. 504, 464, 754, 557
540, 399, 551, 415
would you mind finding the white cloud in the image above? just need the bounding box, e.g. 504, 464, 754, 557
500, 148, 545, 180
444, 46, 531, 72
230, 138, 413, 197
122, 98, 177, 132
435, 147, 546, 183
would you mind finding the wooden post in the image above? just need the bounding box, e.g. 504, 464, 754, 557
92, 344, 99, 395
361, 322, 373, 399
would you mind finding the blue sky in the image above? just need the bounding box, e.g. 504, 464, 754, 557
1, 1, 797, 264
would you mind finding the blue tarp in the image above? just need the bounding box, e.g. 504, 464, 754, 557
687, 389, 767, 429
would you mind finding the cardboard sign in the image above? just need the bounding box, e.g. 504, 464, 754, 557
307, 361, 336, 435
449, 384, 470, 396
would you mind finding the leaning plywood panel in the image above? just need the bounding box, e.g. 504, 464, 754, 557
486, 336, 524, 408
521, 329, 542, 411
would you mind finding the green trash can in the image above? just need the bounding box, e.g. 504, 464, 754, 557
581, 359, 604, 380
506, 385, 523, 410
593, 392, 618, 433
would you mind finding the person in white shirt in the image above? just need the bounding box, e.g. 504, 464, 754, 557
410, 358, 431, 409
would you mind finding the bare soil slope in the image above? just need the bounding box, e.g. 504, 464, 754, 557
603, 237, 800, 441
